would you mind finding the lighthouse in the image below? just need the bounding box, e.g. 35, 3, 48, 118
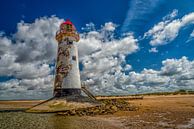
26, 19, 99, 113
54, 19, 81, 97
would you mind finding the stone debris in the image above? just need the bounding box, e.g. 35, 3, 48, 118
57, 99, 138, 116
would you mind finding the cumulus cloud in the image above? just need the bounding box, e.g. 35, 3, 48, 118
0, 16, 62, 83
102, 22, 117, 31
0, 16, 62, 99
78, 23, 139, 95
83, 56, 194, 95
0, 76, 54, 100
144, 10, 194, 46
14, 16, 63, 63
108, 56, 194, 94
0, 37, 12, 55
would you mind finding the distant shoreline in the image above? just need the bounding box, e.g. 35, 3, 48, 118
1, 89, 194, 101
0, 109, 25, 112
0, 94, 194, 111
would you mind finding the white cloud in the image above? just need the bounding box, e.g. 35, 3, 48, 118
0, 16, 62, 79
0, 16, 62, 99
145, 10, 194, 46
81, 22, 95, 31
14, 16, 63, 63
0, 37, 12, 55
78, 24, 139, 95
190, 30, 194, 37
0, 75, 54, 100
84, 56, 194, 95
186, 30, 194, 43
102, 22, 117, 31
160, 56, 192, 76
118, 57, 194, 94
163, 9, 178, 21
149, 47, 158, 53
124, 64, 132, 71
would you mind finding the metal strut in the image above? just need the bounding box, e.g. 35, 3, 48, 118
81, 84, 96, 100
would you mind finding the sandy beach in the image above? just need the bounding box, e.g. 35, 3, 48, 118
0, 95, 194, 129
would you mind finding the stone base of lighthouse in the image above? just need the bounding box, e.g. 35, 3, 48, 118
26, 95, 101, 113
54, 88, 82, 97
26, 87, 101, 113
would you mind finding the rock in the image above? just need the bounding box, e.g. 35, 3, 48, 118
57, 98, 138, 116
110, 106, 118, 112
69, 110, 76, 115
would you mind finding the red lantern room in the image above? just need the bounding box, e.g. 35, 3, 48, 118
60, 19, 76, 32
56, 19, 79, 42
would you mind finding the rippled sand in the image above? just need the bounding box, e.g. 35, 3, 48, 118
0, 112, 123, 129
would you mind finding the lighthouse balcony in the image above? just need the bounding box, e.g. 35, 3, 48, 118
56, 31, 80, 42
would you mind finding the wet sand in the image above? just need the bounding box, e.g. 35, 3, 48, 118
0, 95, 194, 129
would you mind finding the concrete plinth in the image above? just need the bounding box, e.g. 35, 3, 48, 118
26, 95, 100, 113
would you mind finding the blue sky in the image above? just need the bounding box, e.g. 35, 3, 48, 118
0, 0, 129, 33
0, 0, 194, 99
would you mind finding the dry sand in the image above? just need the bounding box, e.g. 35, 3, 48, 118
98, 95, 194, 128
0, 100, 43, 110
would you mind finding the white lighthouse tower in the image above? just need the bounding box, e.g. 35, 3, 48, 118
54, 19, 81, 97
27, 19, 100, 112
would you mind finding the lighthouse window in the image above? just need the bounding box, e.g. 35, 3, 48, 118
72, 56, 76, 61
68, 41, 73, 44
66, 25, 72, 32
